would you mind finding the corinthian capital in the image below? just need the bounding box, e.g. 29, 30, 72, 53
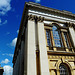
66, 22, 73, 27
28, 14, 44, 22
28, 14, 35, 21
37, 16, 44, 22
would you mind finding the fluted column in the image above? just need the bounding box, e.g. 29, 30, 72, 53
37, 16, 50, 75
27, 15, 36, 75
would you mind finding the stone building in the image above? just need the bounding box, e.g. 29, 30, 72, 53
13, 2, 75, 75
0, 65, 4, 75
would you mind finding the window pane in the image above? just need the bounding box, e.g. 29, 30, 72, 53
46, 30, 51, 46
54, 40, 61, 47
64, 32, 69, 48
52, 26, 62, 47
59, 64, 68, 75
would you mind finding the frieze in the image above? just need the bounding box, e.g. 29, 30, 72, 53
48, 55, 74, 60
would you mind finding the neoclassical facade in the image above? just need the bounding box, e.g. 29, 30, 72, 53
13, 2, 75, 75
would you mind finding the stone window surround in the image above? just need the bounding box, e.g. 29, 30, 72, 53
44, 22, 74, 53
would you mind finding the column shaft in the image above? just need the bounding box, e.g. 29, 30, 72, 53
38, 22, 50, 75
69, 27, 75, 47
27, 20, 36, 75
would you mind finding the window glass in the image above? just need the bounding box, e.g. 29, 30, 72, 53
59, 64, 68, 75
46, 30, 51, 46
52, 25, 62, 47
64, 32, 69, 48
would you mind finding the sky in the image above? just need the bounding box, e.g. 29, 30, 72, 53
0, 0, 75, 75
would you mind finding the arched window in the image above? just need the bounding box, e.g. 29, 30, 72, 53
52, 25, 63, 47
45, 23, 74, 52
59, 64, 69, 75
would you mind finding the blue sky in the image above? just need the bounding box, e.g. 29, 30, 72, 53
0, 0, 75, 75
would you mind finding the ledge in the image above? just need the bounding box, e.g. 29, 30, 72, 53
26, 2, 75, 18
47, 51, 75, 55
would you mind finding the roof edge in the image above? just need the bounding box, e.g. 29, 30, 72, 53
25, 2, 75, 17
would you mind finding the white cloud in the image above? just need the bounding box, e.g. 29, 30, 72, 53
17, 30, 19, 34
0, 0, 11, 15
1, 59, 10, 64
0, 19, 7, 26
2, 53, 13, 57
34, 0, 40, 3
3, 65, 13, 75
10, 37, 17, 47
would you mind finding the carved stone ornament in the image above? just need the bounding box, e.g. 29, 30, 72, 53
28, 14, 44, 22
48, 55, 74, 60
28, 14, 35, 20
66, 22, 75, 28
36, 16, 44, 22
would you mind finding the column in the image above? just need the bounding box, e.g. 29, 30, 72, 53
37, 19, 50, 75
27, 16, 36, 75
69, 27, 75, 47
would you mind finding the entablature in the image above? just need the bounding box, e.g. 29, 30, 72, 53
28, 10, 75, 25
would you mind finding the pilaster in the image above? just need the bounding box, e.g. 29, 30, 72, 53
67, 22, 75, 48
37, 16, 50, 75
27, 15, 36, 75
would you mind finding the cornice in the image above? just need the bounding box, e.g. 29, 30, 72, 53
28, 14, 75, 29
26, 2, 75, 18
28, 10, 75, 24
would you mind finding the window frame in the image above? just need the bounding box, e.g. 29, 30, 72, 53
46, 29, 51, 46
59, 64, 69, 75
44, 23, 74, 52
52, 25, 63, 47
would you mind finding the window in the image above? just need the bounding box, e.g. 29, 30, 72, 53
59, 64, 69, 75
46, 30, 51, 46
63, 32, 70, 48
52, 26, 63, 47
45, 23, 73, 52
